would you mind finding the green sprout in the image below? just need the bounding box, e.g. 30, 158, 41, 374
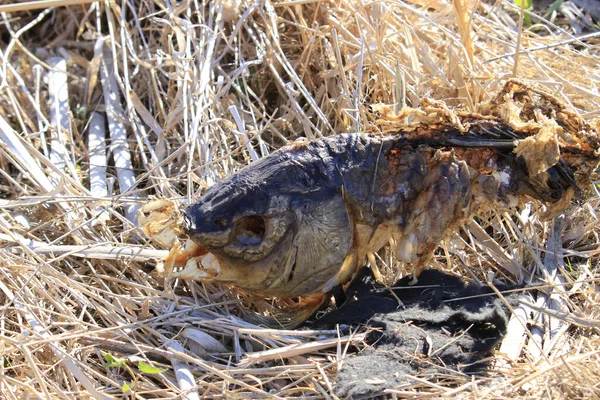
102, 352, 167, 394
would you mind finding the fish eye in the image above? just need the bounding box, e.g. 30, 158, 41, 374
233, 215, 266, 246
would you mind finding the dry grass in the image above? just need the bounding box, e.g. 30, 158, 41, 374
0, 0, 599, 398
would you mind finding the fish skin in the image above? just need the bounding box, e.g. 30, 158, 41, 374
184, 117, 600, 298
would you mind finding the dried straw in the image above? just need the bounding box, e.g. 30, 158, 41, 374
0, 0, 599, 398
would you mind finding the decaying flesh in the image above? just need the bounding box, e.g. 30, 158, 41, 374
142, 80, 600, 303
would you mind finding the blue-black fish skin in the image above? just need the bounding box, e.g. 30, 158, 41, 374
184, 116, 600, 298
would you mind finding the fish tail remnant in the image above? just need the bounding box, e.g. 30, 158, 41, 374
369, 80, 600, 279
385, 80, 600, 209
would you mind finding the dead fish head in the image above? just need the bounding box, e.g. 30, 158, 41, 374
184, 147, 355, 298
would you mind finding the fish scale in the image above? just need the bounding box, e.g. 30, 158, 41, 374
183, 119, 599, 298
140, 81, 600, 315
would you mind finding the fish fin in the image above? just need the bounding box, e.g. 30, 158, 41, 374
243, 293, 328, 329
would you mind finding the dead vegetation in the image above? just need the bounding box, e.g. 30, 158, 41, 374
0, 0, 599, 398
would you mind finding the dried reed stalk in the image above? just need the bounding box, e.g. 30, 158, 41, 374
0, 0, 599, 398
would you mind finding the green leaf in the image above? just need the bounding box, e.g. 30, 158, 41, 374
513, 0, 533, 8
544, 0, 565, 19
138, 361, 166, 374
74, 105, 87, 119
121, 382, 132, 393
102, 352, 126, 368
513, 0, 533, 26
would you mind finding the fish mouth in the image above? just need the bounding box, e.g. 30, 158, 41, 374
158, 240, 223, 281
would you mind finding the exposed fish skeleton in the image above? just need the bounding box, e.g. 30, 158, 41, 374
144, 81, 600, 303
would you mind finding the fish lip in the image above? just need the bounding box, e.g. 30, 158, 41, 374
189, 230, 231, 249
